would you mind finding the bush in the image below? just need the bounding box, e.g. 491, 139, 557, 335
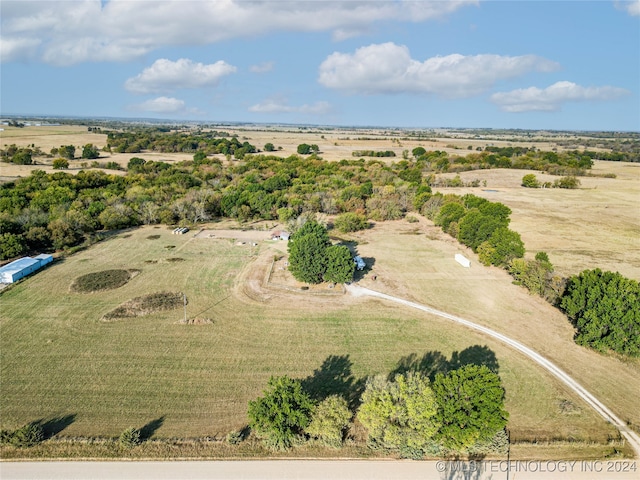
357, 372, 440, 454
9, 423, 44, 447
553, 176, 580, 189
119, 427, 141, 448
334, 212, 368, 233
52, 158, 69, 169
521, 173, 540, 188
305, 395, 351, 447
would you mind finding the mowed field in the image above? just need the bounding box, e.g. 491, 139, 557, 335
0, 224, 636, 458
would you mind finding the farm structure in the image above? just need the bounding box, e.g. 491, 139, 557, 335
0, 254, 53, 283
455, 253, 471, 268
270, 231, 290, 241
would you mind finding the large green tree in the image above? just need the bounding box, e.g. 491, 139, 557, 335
81, 144, 100, 159
248, 376, 314, 450
288, 230, 329, 284
357, 372, 440, 455
324, 245, 355, 284
560, 269, 640, 356
433, 365, 508, 451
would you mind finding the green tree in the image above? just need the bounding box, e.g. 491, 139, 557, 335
560, 269, 640, 356
81, 144, 100, 159
248, 376, 314, 450
288, 231, 329, 284
521, 173, 540, 188
127, 157, 146, 171
435, 202, 466, 231
483, 227, 525, 267
433, 365, 508, 451
324, 245, 355, 284
357, 372, 440, 455
305, 395, 351, 447
52, 158, 69, 169
59, 145, 76, 160
334, 212, 368, 233
264, 142, 275, 152
412, 147, 426, 158
297, 143, 312, 155
0, 233, 27, 260
457, 210, 506, 251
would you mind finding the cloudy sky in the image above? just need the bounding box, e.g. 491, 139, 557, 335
1, 0, 638, 130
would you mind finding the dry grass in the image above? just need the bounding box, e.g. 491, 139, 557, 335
435, 161, 640, 280
1, 225, 634, 457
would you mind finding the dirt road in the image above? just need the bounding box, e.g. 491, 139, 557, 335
2, 460, 639, 480
346, 284, 640, 459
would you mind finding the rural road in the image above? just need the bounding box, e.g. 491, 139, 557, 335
346, 284, 640, 459
2, 459, 639, 480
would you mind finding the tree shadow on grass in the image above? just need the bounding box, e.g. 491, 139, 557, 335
36, 414, 77, 440
389, 345, 500, 382
139, 416, 165, 441
301, 354, 366, 411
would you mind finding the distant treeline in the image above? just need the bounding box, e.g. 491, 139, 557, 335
352, 150, 396, 157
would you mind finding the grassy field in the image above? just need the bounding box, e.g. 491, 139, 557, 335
437, 161, 640, 280
1, 225, 634, 459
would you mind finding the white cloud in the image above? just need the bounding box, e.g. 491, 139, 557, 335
318, 42, 559, 98
615, 1, 640, 16
249, 97, 332, 115
1, 0, 476, 65
125, 58, 236, 94
0, 37, 41, 62
490, 81, 630, 112
130, 96, 188, 114
250, 62, 274, 74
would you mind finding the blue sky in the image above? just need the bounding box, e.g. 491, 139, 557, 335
1, 1, 639, 130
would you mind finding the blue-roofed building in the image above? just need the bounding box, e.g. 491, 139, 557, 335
0, 254, 52, 283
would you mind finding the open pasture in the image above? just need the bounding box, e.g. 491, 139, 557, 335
436, 161, 640, 280
0, 224, 633, 457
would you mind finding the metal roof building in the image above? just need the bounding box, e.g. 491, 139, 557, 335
0, 254, 53, 283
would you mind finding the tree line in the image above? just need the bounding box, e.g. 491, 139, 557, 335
247, 363, 508, 457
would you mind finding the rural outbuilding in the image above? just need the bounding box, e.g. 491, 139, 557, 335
455, 253, 471, 268
0, 257, 42, 283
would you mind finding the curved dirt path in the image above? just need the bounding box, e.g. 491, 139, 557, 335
346, 284, 640, 458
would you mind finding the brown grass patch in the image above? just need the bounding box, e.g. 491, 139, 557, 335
166, 257, 185, 262
146, 235, 161, 240
102, 292, 184, 320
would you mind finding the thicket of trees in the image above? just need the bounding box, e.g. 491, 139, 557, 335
560, 269, 640, 356
248, 363, 508, 456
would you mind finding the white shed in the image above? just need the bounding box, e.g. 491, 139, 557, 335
455, 253, 471, 268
